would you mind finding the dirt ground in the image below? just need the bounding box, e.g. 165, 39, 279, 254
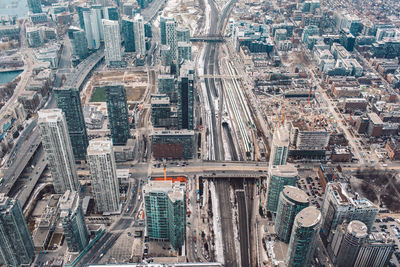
87, 70, 148, 103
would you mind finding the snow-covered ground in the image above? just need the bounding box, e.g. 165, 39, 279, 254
210, 181, 225, 264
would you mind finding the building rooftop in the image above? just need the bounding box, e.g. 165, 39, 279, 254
368, 112, 384, 125
270, 163, 298, 178
59, 190, 79, 218
38, 109, 63, 123
143, 180, 184, 202
87, 138, 113, 155
328, 182, 378, 211
283, 186, 309, 204
347, 220, 368, 238
295, 206, 321, 228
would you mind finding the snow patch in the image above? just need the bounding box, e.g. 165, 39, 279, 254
210, 181, 224, 264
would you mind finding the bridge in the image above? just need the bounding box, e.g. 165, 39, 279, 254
199, 74, 243, 79
149, 161, 268, 179
190, 35, 225, 42
64, 47, 105, 91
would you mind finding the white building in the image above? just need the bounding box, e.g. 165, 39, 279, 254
87, 138, 120, 214
38, 109, 79, 194
133, 14, 146, 56
102, 19, 122, 65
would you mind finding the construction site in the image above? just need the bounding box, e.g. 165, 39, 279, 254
83, 70, 148, 105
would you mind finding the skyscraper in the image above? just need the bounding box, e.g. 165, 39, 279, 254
166, 20, 177, 60
28, 0, 42, 13
59, 190, 89, 252
54, 87, 89, 160
68, 27, 89, 60
286, 206, 321, 267
177, 42, 192, 65
133, 14, 146, 56
320, 181, 378, 243
87, 139, 120, 213
103, 19, 123, 65
266, 163, 298, 214
269, 124, 290, 167
354, 232, 395, 267
143, 180, 186, 251
83, 7, 103, 50
0, 194, 35, 266
178, 62, 194, 130
122, 17, 135, 52
330, 220, 368, 267
38, 109, 79, 194
103, 6, 119, 21
176, 26, 190, 42
274, 186, 309, 243
103, 84, 130, 145
160, 16, 175, 45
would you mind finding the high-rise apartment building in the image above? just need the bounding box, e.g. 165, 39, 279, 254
133, 14, 146, 56
320, 181, 378, 243
54, 87, 89, 160
38, 109, 79, 194
274, 186, 309, 243
151, 94, 175, 128
103, 6, 119, 21
178, 62, 194, 130
286, 206, 321, 267
176, 26, 190, 42
103, 84, 130, 145
28, 0, 42, 13
266, 164, 298, 214
354, 232, 394, 267
160, 16, 175, 45
87, 139, 120, 213
83, 7, 103, 50
177, 42, 192, 65
68, 27, 89, 60
122, 17, 135, 52
144, 180, 186, 251
269, 124, 290, 167
330, 220, 368, 267
0, 194, 35, 266
166, 20, 177, 60
330, 220, 395, 267
59, 190, 89, 252
158, 74, 176, 102
103, 19, 123, 65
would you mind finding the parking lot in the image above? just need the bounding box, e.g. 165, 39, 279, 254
296, 169, 324, 209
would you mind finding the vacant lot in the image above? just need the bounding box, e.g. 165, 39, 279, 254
90, 86, 106, 102
350, 168, 400, 212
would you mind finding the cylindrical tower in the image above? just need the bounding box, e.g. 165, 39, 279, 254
275, 185, 309, 243
286, 206, 321, 267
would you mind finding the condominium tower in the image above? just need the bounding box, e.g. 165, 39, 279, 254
54, 87, 89, 160
286, 206, 321, 267
87, 139, 120, 213
144, 180, 186, 251
59, 190, 89, 252
38, 109, 79, 194
274, 186, 309, 243
0, 194, 35, 266
103, 84, 130, 145
103, 19, 123, 65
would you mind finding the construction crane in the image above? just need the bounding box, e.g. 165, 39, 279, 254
281, 100, 285, 125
